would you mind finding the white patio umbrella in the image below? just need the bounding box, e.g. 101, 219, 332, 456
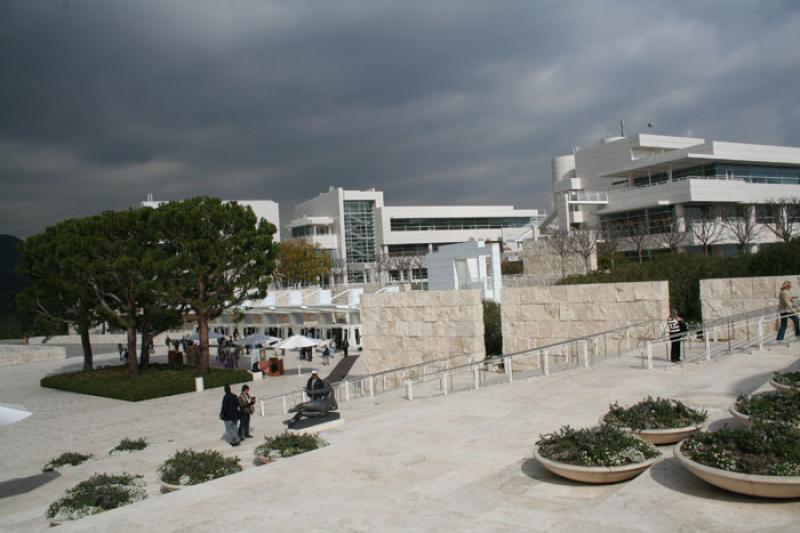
243, 333, 281, 347
0, 403, 32, 426
275, 335, 321, 350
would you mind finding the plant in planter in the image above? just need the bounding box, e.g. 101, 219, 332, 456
158, 449, 242, 488
254, 432, 327, 462
676, 422, 800, 498
602, 397, 707, 445
534, 425, 661, 484
42, 452, 93, 472
732, 390, 800, 426
110, 438, 148, 455
46, 473, 146, 523
771, 371, 800, 391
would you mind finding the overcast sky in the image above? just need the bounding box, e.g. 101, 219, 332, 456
2, 0, 799, 238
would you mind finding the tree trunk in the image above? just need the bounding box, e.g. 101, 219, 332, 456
197, 311, 210, 376
139, 330, 152, 372
126, 324, 138, 378
77, 303, 93, 372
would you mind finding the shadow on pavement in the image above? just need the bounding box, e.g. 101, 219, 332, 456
0, 471, 61, 499
520, 457, 592, 487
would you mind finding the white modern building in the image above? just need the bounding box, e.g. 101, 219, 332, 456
547, 134, 800, 256
426, 241, 502, 303
287, 187, 544, 283
141, 194, 281, 242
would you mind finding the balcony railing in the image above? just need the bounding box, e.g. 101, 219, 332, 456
567, 191, 608, 203
621, 174, 800, 191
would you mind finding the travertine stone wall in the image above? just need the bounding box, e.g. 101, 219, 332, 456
502, 281, 669, 355
0, 344, 66, 367
521, 240, 594, 279
360, 289, 485, 375
700, 275, 800, 339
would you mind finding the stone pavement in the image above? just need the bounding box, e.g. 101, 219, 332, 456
1, 342, 799, 532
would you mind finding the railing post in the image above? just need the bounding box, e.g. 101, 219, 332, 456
704, 334, 711, 361
646, 342, 653, 370
260, 399, 265, 418
625, 329, 631, 350
369, 376, 375, 398
758, 318, 764, 350
543, 350, 549, 376
504, 356, 513, 382
405, 380, 414, 401
727, 323, 732, 353
302, 390, 308, 402
581, 340, 590, 368
472, 364, 480, 390
442, 371, 449, 396
383, 374, 387, 392
344, 380, 350, 402
282, 396, 288, 414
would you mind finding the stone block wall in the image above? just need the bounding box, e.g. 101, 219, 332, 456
700, 274, 800, 339
360, 289, 485, 375
0, 344, 66, 367
521, 240, 594, 279
700, 275, 800, 321
501, 281, 670, 356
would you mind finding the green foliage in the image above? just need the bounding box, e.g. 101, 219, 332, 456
110, 438, 148, 454
483, 300, 502, 356
276, 239, 333, 286
46, 473, 146, 521
682, 423, 800, 475
774, 371, 800, 388
43, 452, 93, 472
158, 449, 242, 486
500, 259, 523, 275
603, 397, 707, 430
254, 432, 327, 459
561, 240, 800, 321
735, 391, 800, 424
536, 425, 660, 467
40, 363, 250, 402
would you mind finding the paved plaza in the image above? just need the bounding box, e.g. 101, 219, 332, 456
0, 341, 799, 532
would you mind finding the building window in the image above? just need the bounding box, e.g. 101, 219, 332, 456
389, 217, 532, 231
344, 201, 376, 264
387, 244, 429, 256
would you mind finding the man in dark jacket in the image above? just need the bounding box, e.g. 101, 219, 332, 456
220, 384, 241, 446
305, 369, 326, 400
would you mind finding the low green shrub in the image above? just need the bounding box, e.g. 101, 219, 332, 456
110, 438, 148, 454
46, 473, 146, 521
735, 391, 800, 424
774, 371, 800, 389
681, 423, 800, 475
535, 425, 660, 467
41, 363, 250, 401
603, 397, 707, 430
43, 452, 92, 472
254, 432, 327, 460
158, 449, 241, 486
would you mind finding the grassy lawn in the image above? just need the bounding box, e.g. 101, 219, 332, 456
41, 364, 251, 401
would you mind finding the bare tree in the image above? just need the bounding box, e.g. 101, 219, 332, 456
409, 255, 427, 286
651, 218, 687, 253
392, 255, 414, 282
544, 232, 572, 277
688, 208, 723, 256
762, 198, 800, 243
568, 230, 598, 274
599, 222, 625, 271
620, 219, 650, 263
373, 251, 393, 285
721, 205, 761, 254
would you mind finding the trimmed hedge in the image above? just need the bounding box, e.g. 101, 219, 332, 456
41, 363, 251, 401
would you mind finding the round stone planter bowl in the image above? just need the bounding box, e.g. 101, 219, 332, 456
628, 424, 705, 445
728, 404, 753, 427
533, 447, 660, 484
769, 378, 798, 392
674, 441, 800, 499
159, 479, 183, 492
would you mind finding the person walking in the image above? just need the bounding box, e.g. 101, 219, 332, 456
321, 344, 331, 366
237, 385, 255, 440
219, 384, 241, 447
342, 335, 350, 357
667, 309, 685, 363
777, 280, 800, 341
117, 343, 124, 361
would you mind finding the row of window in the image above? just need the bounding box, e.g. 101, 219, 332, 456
631, 163, 800, 187
290, 225, 332, 238
390, 217, 532, 231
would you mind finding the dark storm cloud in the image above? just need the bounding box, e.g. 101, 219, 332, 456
1, 0, 799, 237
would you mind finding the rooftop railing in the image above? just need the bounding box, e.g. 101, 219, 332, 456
619, 174, 800, 191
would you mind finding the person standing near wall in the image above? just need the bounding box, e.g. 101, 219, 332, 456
777, 281, 800, 341
219, 384, 241, 447
237, 384, 255, 440
667, 309, 685, 363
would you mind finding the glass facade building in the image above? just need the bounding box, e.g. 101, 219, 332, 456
344, 200, 377, 265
